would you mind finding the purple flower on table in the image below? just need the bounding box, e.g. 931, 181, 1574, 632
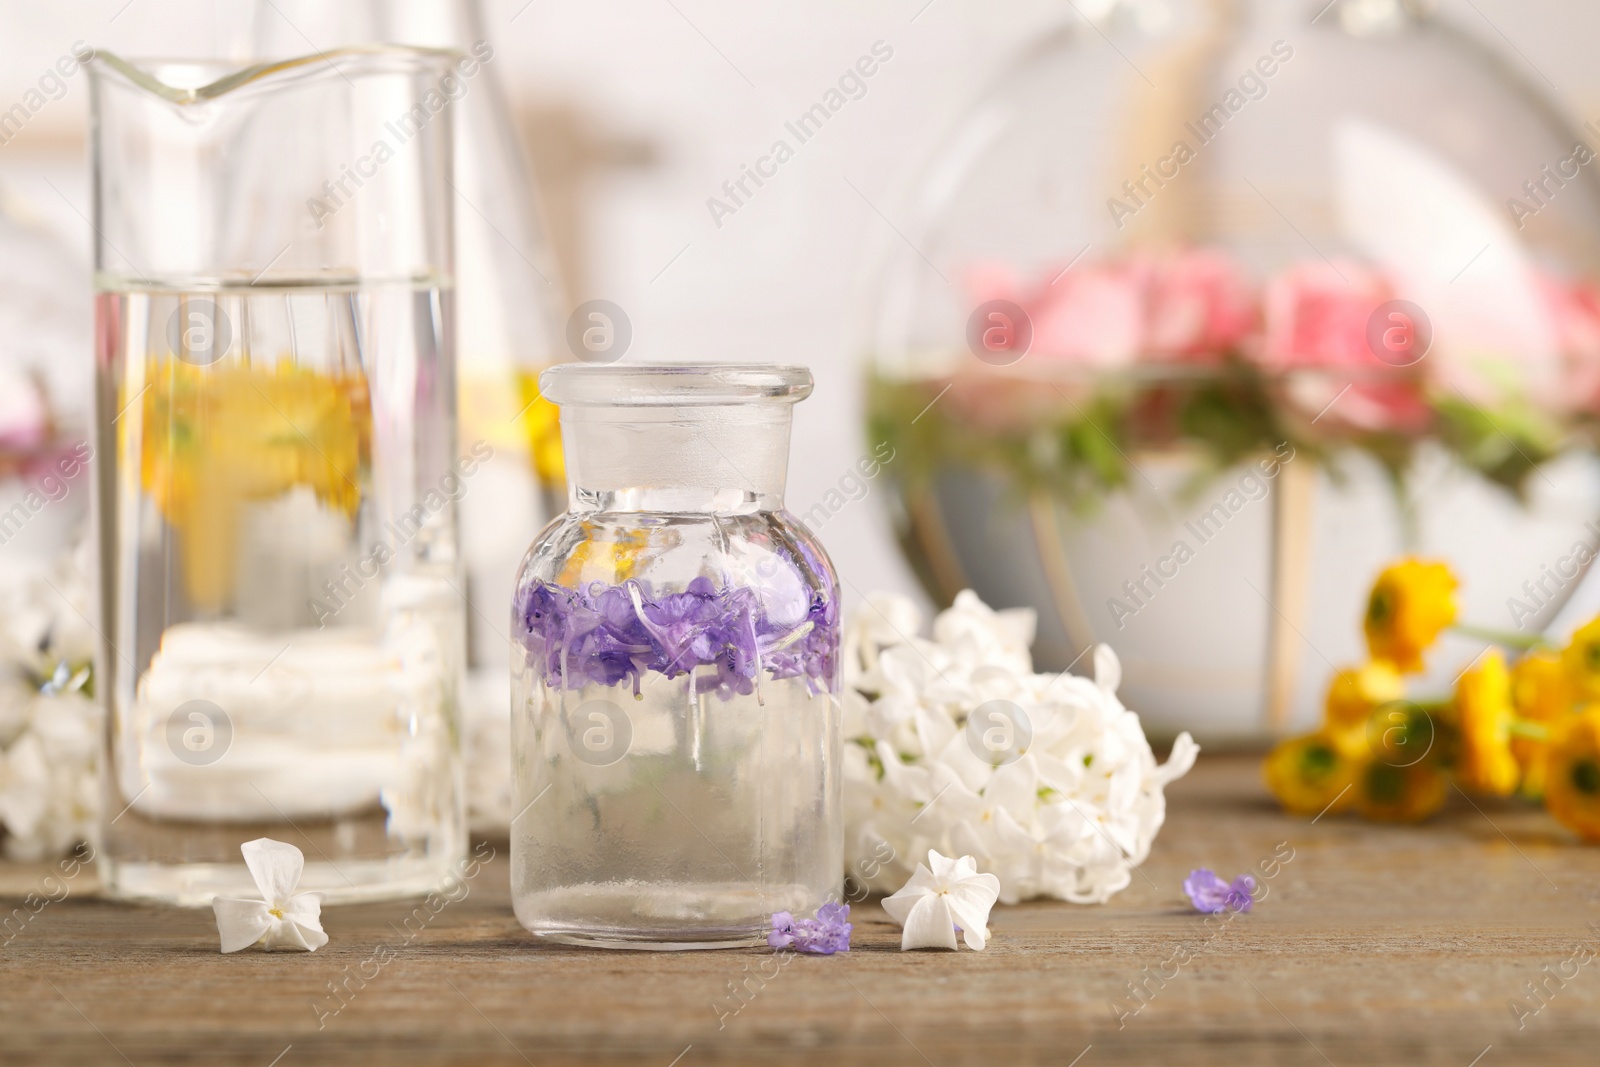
767, 911, 798, 950
768, 902, 852, 954
1183, 869, 1256, 914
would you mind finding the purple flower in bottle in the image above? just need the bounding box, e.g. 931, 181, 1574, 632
515, 563, 838, 699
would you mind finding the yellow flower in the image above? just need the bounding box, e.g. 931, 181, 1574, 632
1543, 707, 1600, 842
1356, 761, 1448, 822
1263, 732, 1362, 817
1562, 616, 1600, 701
135, 358, 369, 610
1511, 651, 1571, 797
1451, 650, 1519, 797
556, 525, 646, 587
1323, 662, 1404, 756
1363, 559, 1459, 673
517, 368, 565, 487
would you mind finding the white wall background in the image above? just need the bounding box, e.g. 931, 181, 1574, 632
3, 0, 1600, 617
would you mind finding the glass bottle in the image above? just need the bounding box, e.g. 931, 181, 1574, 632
245, 0, 565, 831
510, 364, 841, 948
89, 47, 466, 903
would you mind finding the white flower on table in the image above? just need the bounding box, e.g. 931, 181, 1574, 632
882, 849, 1001, 951
212, 838, 328, 953
842, 592, 1197, 906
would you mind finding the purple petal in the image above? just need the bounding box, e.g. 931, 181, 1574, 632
772, 903, 851, 954
1225, 875, 1256, 913
1183, 869, 1231, 913
768, 911, 797, 949
1184, 869, 1258, 914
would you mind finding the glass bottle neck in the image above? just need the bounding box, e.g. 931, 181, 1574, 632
245, 0, 489, 56
559, 405, 793, 515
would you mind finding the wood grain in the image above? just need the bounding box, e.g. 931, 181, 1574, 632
3, 754, 1598, 1066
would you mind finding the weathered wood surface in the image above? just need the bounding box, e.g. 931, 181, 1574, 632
3, 754, 1598, 1066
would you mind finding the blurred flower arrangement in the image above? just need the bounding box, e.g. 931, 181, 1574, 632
870, 248, 1599, 508
841, 590, 1196, 904
0, 543, 98, 861
1265, 556, 1600, 840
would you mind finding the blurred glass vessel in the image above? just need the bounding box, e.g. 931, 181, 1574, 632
0, 185, 98, 862
862, 0, 1600, 739
0, 185, 94, 563
89, 47, 466, 903
511, 364, 841, 948
249, 0, 566, 829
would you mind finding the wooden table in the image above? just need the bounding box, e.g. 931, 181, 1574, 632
3, 753, 1598, 1066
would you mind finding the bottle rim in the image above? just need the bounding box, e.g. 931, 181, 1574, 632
86, 45, 461, 106
540, 362, 814, 407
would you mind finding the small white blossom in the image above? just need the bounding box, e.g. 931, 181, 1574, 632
844, 590, 1197, 905
882, 849, 1001, 951
212, 838, 329, 953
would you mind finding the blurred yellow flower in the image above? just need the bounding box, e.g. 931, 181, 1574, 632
1356, 761, 1448, 822
1543, 707, 1600, 842
1323, 662, 1403, 756
1562, 617, 1600, 701
135, 358, 369, 611
517, 368, 565, 486
1452, 650, 1519, 797
1363, 559, 1458, 673
1511, 650, 1571, 797
556, 525, 646, 587
1263, 732, 1361, 817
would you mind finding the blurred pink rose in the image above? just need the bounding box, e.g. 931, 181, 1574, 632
1257, 261, 1437, 433
1258, 260, 1390, 370
1144, 249, 1257, 361
1539, 275, 1600, 414
964, 249, 1259, 368
0, 367, 48, 453
1027, 260, 1147, 367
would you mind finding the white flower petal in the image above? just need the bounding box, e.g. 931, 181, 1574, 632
281, 892, 328, 948
876, 740, 933, 803
240, 838, 306, 904
982, 757, 1038, 818
262, 913, 328, 951
945, 872, 1001, 939
933, 729, 993, 793
1092, 644, 1121, 695
949, 853, 980, 882
212, 898, 273, 953
925, 848, 963, 885
1152, 731, 1200, 787
881, 861, 938, 925
913, 703, 957, 761
899, 893, 959, 951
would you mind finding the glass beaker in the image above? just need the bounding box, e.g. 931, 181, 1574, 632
89, 46, 467, 904
244, 0, 566, 833
510, 364, 843, 949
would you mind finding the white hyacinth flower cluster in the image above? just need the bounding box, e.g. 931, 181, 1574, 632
0, 543, 99, 861
843, 590, 1197, 905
